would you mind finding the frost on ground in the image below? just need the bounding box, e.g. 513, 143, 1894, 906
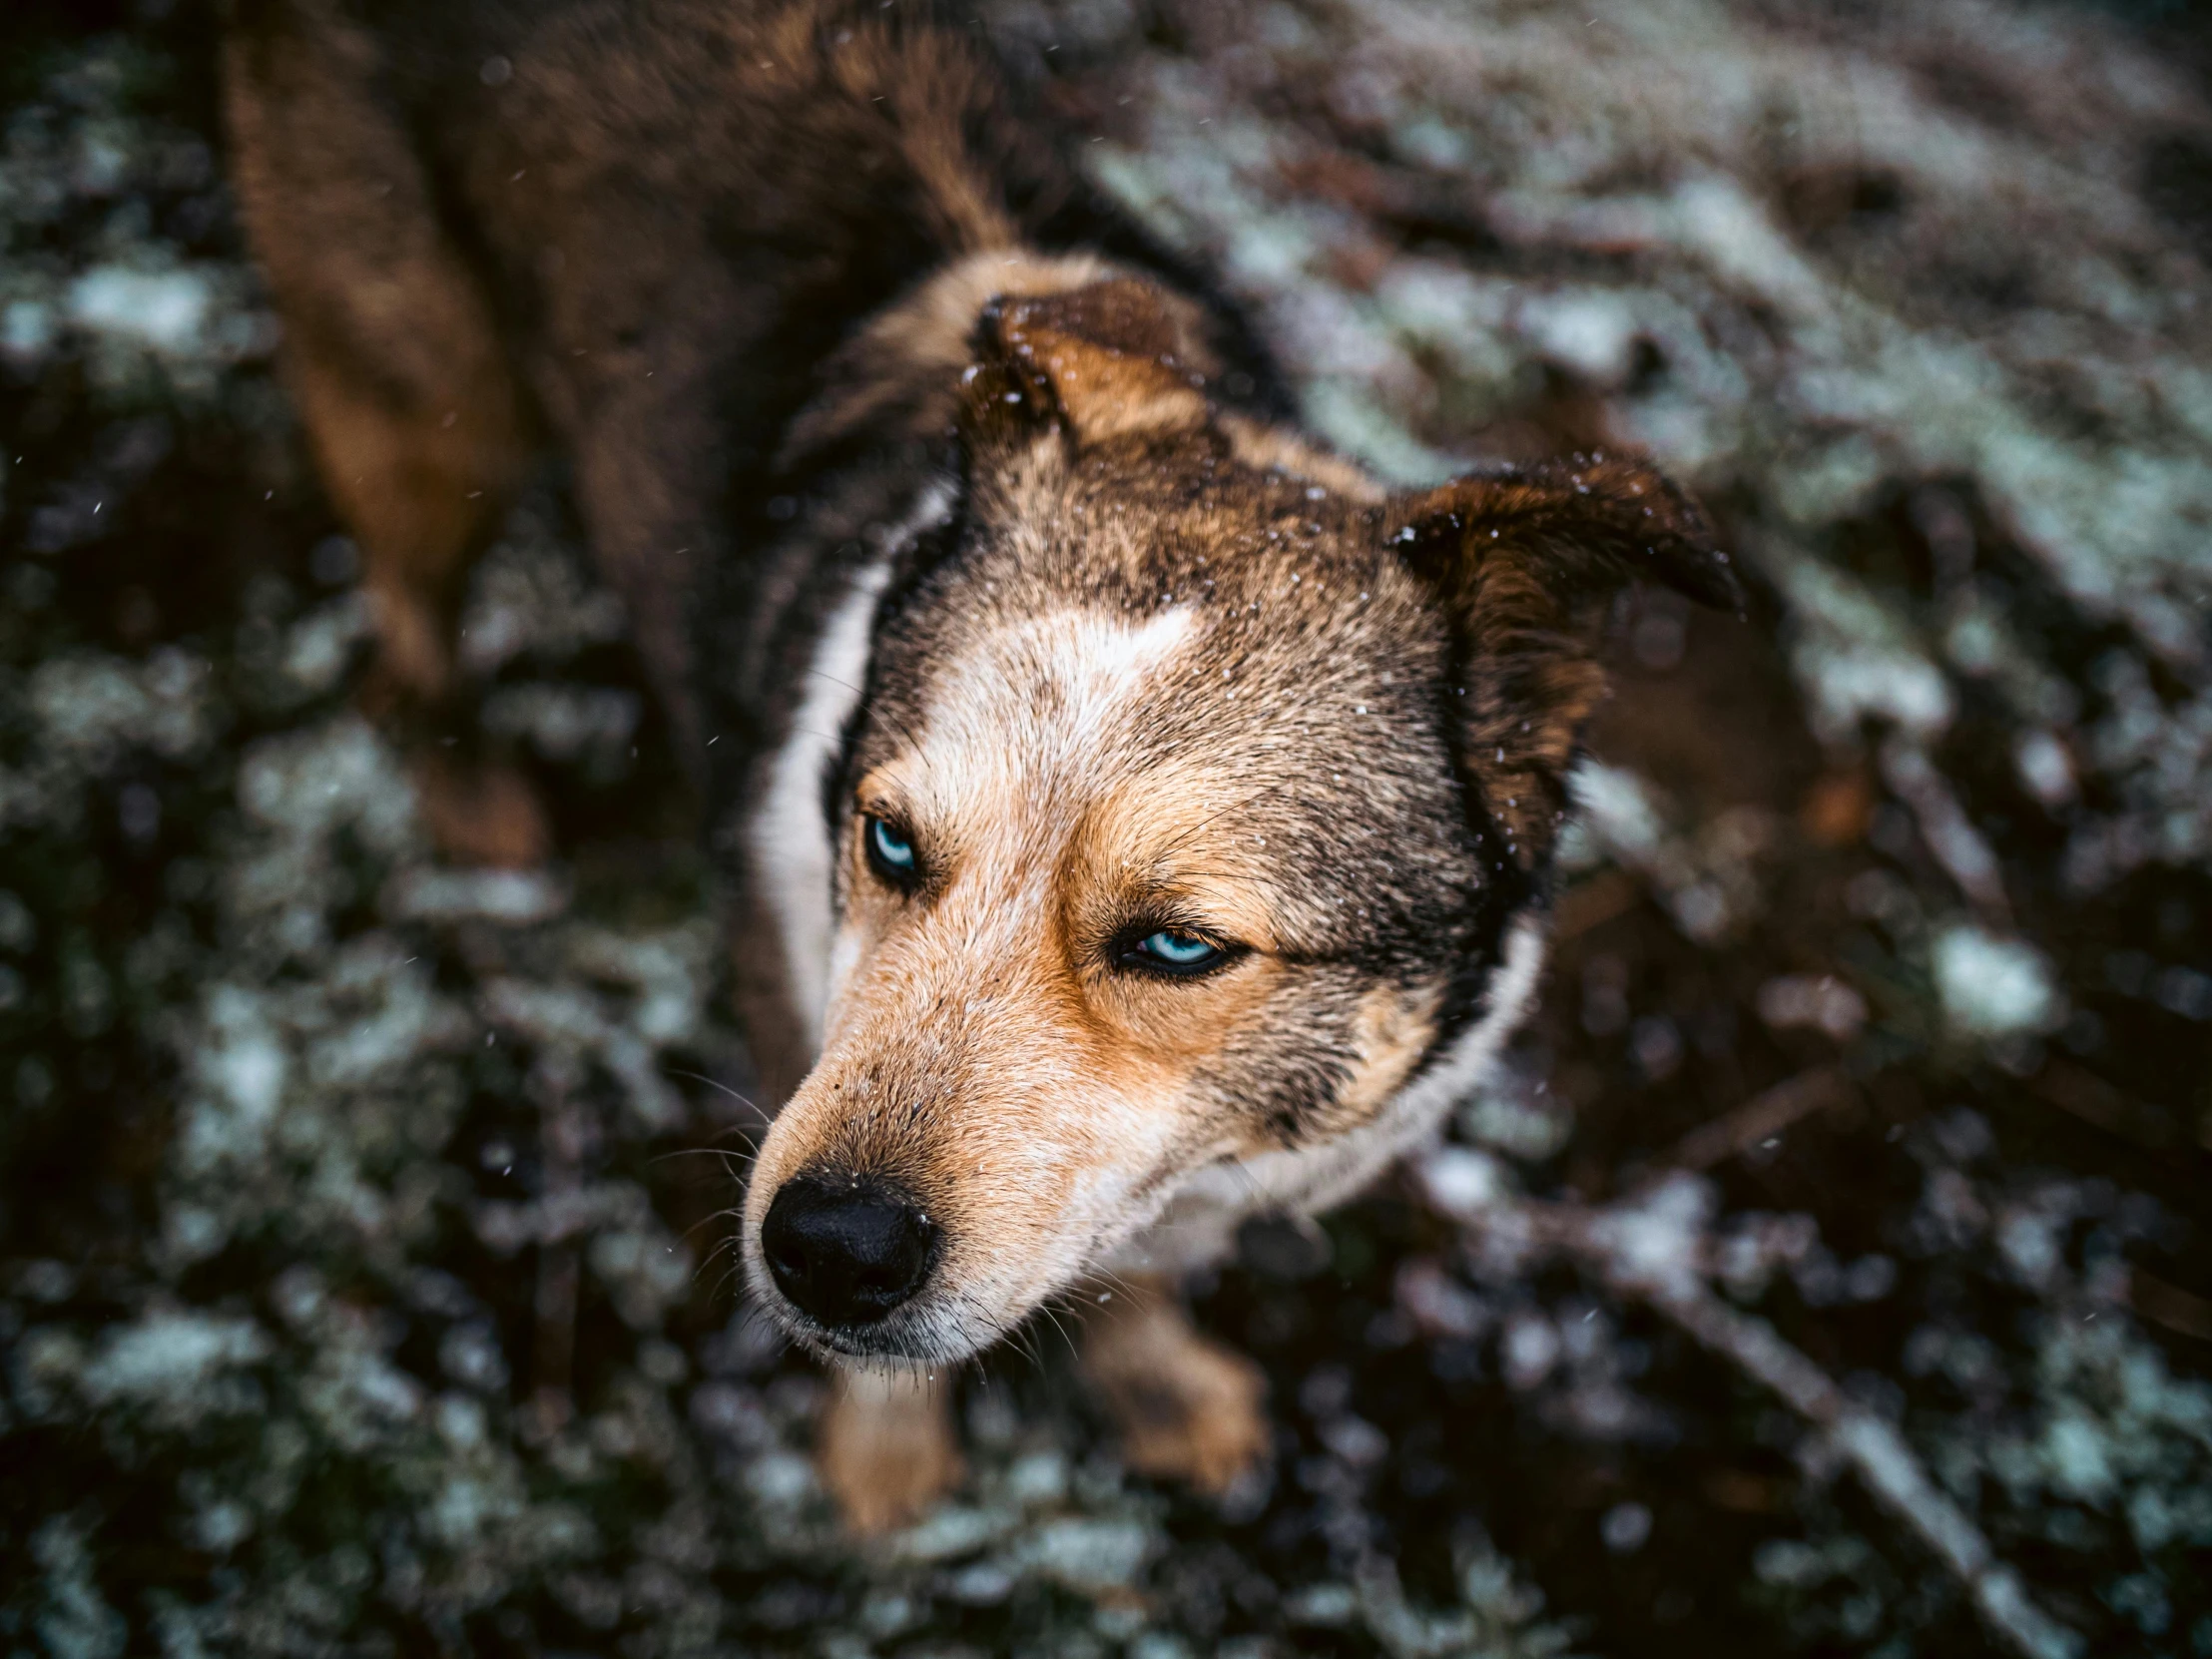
2, 2, 2209, 1656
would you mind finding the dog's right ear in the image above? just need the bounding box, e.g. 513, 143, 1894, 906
959, 278, 1218, 454
1387, 452, 1739, 869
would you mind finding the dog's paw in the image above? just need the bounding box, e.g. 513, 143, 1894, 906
1085, 1293, 1271, 1495
817, 1370, 964, 1536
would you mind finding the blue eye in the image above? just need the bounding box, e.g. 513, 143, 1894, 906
1130, 929, 1227, 974
864, 817, 917, 881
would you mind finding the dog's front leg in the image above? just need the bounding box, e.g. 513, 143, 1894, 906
817, 1366, 964, 1535
1081, 1276, 1271, 1494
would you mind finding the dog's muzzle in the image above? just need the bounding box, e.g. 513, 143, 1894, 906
759, 1172, 938, 1329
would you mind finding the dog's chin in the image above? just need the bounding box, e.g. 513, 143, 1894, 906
741, 1258, 1028, 1371
772, 1307, 1002, 1369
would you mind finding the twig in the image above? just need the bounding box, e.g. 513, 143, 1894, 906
1880, 739, 2012, 926
2030, 1059, 2180, 1151
2128, 1267, 2212, 1345
1639, 1066, 1855, 1186
1640, 1275, 2080, 1659
1418, 1165, 2083, 1659
529, 1059, 585, 1435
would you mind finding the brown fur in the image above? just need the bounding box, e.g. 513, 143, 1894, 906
221, 0, 1195, 839
221, 0, 1737, 1531
223, 4, 531, 713
224, 1, 546, 857
1395, 456, 1738, 865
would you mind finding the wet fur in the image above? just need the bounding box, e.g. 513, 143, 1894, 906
222, 0, 1737, 1528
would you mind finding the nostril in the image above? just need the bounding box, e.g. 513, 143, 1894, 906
760, 1174, 938, 1328
762, 1225, 811, 1288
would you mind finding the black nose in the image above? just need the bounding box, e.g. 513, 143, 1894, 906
760, 1174, 938, 1327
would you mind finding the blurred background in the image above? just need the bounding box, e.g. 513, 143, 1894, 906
2, 0, 2209, 1654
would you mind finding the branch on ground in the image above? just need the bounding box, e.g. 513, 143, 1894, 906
1415, 1153, 2085, 1659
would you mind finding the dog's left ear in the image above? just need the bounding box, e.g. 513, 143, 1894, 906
962, 278, 1218, 454
1388, 453, 1740, 869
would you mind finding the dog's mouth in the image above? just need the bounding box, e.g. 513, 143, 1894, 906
746, 1265, 1011, 1368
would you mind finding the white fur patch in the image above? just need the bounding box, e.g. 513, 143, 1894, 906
906, 604, 1197, 809
753, 561, 888, 1049
1104, 912, 1551, 1274
750, 485, 954, 1048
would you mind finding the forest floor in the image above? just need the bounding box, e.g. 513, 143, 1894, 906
3, 1, 2210, 1655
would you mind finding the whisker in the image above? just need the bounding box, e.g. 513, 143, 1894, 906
1151, 784, 1289, 859
663, 1068, 769, 1123
708, 1262, 749, 1302
682, 1209, 746, 1252
648, 1146, 756, 1171
1034, 1300, 1080, 1366
803, 667, 928, 757
1071, 1264, 1145, 1310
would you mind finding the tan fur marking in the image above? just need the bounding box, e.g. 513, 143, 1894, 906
993, 282, 1213, 444
1218, 413, 1388, 503
750, 602, 1292, 1352
783, 251, 1122, 464
1333, 979, 1446, 1131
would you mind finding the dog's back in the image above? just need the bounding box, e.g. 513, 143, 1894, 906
221, 0, 974, 740
223, 0, 1260, 835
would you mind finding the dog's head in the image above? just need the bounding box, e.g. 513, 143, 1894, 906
742, 276, 1737, 1363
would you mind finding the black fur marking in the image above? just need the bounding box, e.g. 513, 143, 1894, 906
822, 487, 971, 849
1422, 665, 1540, 1061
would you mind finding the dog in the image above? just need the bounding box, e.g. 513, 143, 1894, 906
223, 0, 1738, 1532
